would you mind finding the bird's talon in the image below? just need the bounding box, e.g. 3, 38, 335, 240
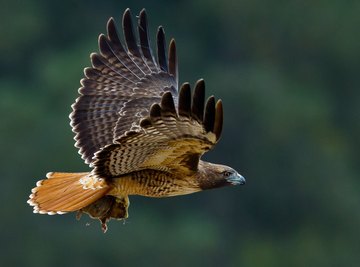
76, 210, 83, 221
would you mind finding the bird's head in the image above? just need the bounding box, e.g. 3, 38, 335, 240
197, 161, 246, 190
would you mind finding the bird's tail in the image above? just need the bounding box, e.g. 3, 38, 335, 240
27, 172, 110, 215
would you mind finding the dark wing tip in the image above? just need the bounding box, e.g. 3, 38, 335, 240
98, 34, 110, 56
157, 26, 168, 72
124, 8, 131, 16
122, 8, 132, 35
107, 17, 115, 28
168, 38, 178, 84
122, 8, 141, 57
178, 83, 191, 117
191, 79, 206, 122
150, 103, 162, 118
84, 67, 97, 79
160, 91, 177, 116
138, 8, 155, 66
139, 9, 147, 29
140, 8, 146, 15
203, 96, 215, 133
195, 78, 205, 87
139, 118, 152, 128
106, 17, 117, 39
90, 53, 103, 69
213, 100, 223, 140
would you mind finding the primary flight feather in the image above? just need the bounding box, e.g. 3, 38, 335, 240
28, 8, 245, 232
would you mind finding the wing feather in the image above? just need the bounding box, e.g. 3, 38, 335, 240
90, 53, 136, 88
93, 82, 223, 178
160, 91, 177, 116
203, 96, 215, 132
123, 9, 150, 75
178, 83, 191, 118
213, 100, 223, 140
191, 79, 205, 122
106, 18, 144, 78
71, 9, 178, 164
138, 9, 158, 72
168, 39, 178, 86
98, 34, 139, 82
157, 27, 168, 72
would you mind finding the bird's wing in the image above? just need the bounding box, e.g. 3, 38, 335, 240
92, 80, 223, 178
70, 9, 178, 165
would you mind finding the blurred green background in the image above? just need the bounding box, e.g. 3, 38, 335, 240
1, 0, 359, 266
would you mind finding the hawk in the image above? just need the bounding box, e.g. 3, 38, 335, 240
28, 8, 245, 232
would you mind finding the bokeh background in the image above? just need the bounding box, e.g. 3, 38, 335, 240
1, 0, 359, 266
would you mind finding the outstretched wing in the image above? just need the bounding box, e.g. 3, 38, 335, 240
70, 9, 178, 165
93, 80, 223, 179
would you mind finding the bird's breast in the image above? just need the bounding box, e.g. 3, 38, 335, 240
108, 170, 201, 198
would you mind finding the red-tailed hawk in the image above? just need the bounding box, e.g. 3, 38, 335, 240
28, 8, 245, 232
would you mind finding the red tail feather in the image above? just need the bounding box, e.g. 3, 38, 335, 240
28, 172, 110, 215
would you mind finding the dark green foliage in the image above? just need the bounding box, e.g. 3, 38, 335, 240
1, 0, 359, 266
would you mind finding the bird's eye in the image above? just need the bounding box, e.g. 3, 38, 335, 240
222, 171, 232, 177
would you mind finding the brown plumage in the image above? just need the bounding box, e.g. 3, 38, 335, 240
27, 8, 245, 232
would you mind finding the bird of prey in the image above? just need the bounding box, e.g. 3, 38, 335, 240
28, 8, 245, 232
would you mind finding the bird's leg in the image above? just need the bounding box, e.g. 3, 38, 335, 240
99, 196, 129, 232
100, 217, 109, 233
76, 210, 83, 221
77, 195, 129, 232
109, 195, 130, 220
78, 196, 113, 232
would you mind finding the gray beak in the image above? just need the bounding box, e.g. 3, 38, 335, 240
227, 173, 246, 185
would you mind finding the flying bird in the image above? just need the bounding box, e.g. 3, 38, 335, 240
28, 8, 245, 232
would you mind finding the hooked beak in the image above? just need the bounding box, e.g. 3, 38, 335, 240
227, 172, 246, 185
